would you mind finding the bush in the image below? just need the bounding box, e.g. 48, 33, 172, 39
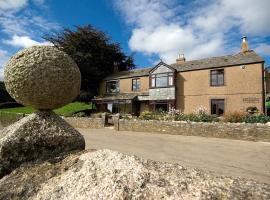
72, 112, 86, 117
175, 113, 218, 122
139, 111, 155, 120
244, 115, 270, 124
222, 112, 247, 123
92, 112, 103, 118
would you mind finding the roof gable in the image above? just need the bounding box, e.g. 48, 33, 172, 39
149, 61, 176, 74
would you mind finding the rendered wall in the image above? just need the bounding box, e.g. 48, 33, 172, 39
176, 63, 264, 114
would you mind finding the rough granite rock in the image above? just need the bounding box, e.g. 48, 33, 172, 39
0, 111, 85, 178
0, 149, 269, 200
4, 46, 81, 110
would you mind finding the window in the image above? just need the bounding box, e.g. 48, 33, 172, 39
132, 78, 140, 91
150, 100, 174, 112
106, 80, 119, 93
211, 99, 224, 115
150, 73, 174, 88
119, 100, 132, 114
155, 103, 168, 112
106, 100, 132, 114
210, 69, 224, 86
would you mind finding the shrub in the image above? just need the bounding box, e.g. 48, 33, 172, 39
92, 112, 103, 118
175, 113, 218, 122
244, 114, 270, 124
197, 113, 219, 122
222, 112, 247, 123
72, 112, 86, 117
193, 106, 208, 115
139, 111, 155, 120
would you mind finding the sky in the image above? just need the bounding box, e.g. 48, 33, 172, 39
0, 0, 270, 80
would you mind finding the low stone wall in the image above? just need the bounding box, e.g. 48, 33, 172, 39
0, 112, 25, 128
119, 119, 270, 142
0, 113, 104, 129
64, 117, 104, 129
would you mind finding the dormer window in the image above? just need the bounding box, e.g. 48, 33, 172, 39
150, 72, 174, 88
106, 80, 119, 93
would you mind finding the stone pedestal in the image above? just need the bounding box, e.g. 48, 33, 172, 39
0, 111, 85, 178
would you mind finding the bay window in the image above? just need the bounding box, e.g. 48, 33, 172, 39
150, 72, 174, 88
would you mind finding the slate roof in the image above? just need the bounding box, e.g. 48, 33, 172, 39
104, 50, 264, 80
104, 68, 151, 80
171, 50, 264, 72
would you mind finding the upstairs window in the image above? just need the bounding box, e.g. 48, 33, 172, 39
132, 78, 140, 91
210, 69, 224, 86
106, 80, 119, 93
150, 73, 174, 88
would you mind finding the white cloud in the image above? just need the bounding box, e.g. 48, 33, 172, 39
114, 0, 270, 64
0, 50, 9, 81
0, 0, 27, 11
4, 35, 51, 48
254, 43, 270, 56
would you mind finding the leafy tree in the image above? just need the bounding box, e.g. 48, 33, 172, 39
44, 25, 135, 100
0, 81, 15, 103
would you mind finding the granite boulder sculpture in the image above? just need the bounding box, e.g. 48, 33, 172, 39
0, 46, 85, 178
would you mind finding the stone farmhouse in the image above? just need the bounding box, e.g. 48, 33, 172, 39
94, 37, 268, 116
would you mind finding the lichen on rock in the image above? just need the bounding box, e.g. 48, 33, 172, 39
0, 149, 269, 200
0, 111, 85, 178
4, 46, 81, 110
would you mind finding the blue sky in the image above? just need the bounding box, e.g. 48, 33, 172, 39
0, 0, 270, 80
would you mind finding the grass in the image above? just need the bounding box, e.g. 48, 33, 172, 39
266, 101, 270, 108
0, 102, 95, 116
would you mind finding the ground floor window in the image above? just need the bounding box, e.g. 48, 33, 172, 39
150, 100, 175, 112
105, 100, 132, 114
211, 99, 224, 115
119, 100, 132, 114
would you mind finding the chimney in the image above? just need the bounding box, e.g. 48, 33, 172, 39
113, 62, 119, 73
241, 36, 249, 53
176, 53, 185, 64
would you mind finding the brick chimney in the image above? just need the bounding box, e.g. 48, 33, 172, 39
241, 36, 249, 53
176, 53, 185, 64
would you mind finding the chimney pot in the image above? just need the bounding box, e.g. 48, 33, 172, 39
176, 53, 185, 64
241, 36, 249, 53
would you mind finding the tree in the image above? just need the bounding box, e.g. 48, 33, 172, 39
0, 81, 15, 103
44, 25, 135, 100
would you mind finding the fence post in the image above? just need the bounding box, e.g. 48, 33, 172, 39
113, 113, 120, 131
101, 113, 106, 128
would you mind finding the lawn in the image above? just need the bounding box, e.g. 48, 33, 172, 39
0, 102, 95, 116
266, 101, 270, 108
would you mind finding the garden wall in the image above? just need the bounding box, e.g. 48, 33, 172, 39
0, 112, 25, 128
0, 113, 104, 129
64, 117, 104, 129
118, 119, 270, 142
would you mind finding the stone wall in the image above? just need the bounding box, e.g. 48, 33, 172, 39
0, 113, 104, 129
0, 112, 25, 128
63, 117, 104, 129
119, 119, 270, 142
